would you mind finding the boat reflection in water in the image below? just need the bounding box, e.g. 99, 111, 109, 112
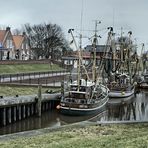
90, 90, 148, 122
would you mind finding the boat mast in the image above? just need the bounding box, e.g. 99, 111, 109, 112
78, 0, 83, 90
68, 29, 81, 90
78, 33, 82, 91
128, 31, 132, 83
120, 27, 124, 74
68, 29, 90, 90
140, 43, 145, 74
92, 20, 101, 82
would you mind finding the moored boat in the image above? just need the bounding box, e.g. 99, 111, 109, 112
108, 73, 135, 98
60, 79, 109, 115
139, 73, 148, 88
136, 44, 148, 89
103, 28, 137, 99
58, 22, 109, 116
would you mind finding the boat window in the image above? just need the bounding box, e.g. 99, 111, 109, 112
70, 93, 86, 99
72, 99, 75, 103
71, 86, 78, 91
81, 99, 86, 104
66, 98, 71, 102
79, 86, 86, 91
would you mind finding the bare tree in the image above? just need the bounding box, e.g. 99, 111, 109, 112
24, 23, 68, 60
12, 29, 22, 35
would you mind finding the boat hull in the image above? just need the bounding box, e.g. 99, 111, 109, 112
108, 94, 134, 105
139, 82, 148, 89
108, 88, 135, 98
60, 97, 109, 116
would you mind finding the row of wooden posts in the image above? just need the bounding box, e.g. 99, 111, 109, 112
0, 85, 59, 126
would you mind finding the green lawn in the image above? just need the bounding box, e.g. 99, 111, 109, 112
0, 86, 60, 97
0, 64, 63, 74
0, 124, 147, 148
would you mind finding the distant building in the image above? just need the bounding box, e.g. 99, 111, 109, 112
0, 27, 31, 60
62, 50, 91, 66
0, 27, 15, 60
13, 32, 30, 60
62, 45, 110, 67
84, 45, 110, 58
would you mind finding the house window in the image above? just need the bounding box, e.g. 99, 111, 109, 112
6, 40, 13, 48
26, 43, 29, 49
22, 43, 24, 49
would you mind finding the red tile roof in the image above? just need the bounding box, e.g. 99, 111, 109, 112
13, 35, 24, 49
0, 30, 6, 43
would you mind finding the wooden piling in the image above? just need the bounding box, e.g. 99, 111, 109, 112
37, 84, 42, 117
31, 104, 34, 115
23, 105, 26, 118
13, 106, 17, 121
18, 106, 21, 120
8, 107, 12, 124
46, 102, 48, 110
2, 108, 6, 126
27, 105, 30, 117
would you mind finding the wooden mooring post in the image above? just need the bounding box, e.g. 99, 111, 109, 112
2, 108, 6, 126
36, 84, 42, 117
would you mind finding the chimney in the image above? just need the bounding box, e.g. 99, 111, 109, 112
6, 27, 10, 31
22, 32, 26, 36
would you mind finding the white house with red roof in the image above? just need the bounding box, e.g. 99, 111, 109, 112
0, 27, 15, 60
12, 32, 30, 60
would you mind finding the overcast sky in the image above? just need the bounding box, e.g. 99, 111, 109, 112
0, 0, 148, 53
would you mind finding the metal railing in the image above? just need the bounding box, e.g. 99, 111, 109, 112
0, 70, 69, 85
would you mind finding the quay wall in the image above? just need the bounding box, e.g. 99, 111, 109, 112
0, 93, 61, 126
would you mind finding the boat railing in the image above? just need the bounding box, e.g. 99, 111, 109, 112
100, 84, 109, 94
95, 92, 108, 101
92, 90, 107, 100
93, 94, 108, 107
63, 98, 88, 104
69, 91, 88, 94
108, 83, 131, 90
62, 94, 108, 109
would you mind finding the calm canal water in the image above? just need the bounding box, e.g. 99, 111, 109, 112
0, 90, 147, 135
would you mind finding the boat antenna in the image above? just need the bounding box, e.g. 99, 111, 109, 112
78, 0, 90, 85
78, 0, 83, 88
112, 8, 115, 29
80, 0, 84, 34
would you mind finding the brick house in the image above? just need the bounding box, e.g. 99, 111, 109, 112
0, 27, 15, 60
13, 32, 30, 60
62, 45, 110, 67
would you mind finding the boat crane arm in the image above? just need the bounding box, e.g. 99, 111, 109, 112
87, 27, 113, 101
68, 29, 90, 81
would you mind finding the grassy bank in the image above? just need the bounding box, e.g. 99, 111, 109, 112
0, 86, 60, 96
0, 123, 147, 148
0, 64, 63, 74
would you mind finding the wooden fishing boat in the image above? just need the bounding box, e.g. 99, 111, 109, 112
58, 22, 109, 116
139, 73, 148, 88
103, 28, 137, 99
108, 73, 135, 98
60, 79, 109, 115
138, 46, 148, 88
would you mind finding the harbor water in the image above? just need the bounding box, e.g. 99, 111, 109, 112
0, 89, 147, 135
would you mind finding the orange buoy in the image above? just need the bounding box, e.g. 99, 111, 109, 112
56, 105, 61, 110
